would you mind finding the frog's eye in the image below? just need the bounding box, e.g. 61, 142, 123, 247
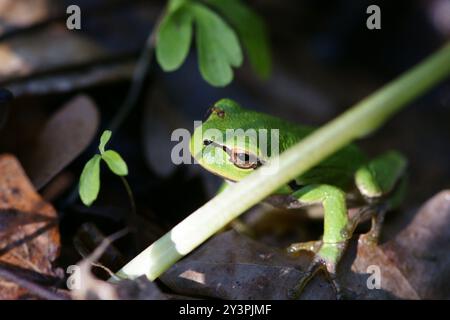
203, 106, 225, 120
230, 149, 260, 169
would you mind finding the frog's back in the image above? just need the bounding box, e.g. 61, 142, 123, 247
241, 108, 367, 189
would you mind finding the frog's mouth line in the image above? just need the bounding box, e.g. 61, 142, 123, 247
202, 139, 233, 159
201, 166, 239, 182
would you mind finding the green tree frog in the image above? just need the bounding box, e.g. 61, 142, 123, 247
189, 98, 407, 298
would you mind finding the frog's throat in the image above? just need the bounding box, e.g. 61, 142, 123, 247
200, 164, 239, 182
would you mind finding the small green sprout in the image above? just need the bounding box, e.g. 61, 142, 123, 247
79, 130, 129, 206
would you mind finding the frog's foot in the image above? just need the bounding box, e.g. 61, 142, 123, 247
288, 184, 351, 299
358, 205, 387, 246
288, 241, 347, 300
346, 204, 384, 246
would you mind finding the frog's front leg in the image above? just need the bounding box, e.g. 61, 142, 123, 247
287, 184, 351, 299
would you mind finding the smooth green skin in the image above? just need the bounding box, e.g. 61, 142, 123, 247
190, 99, 406, 279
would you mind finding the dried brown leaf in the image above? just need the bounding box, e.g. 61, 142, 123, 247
340, 190, 450, 299
0, 0, 57, 36
21, 95, 99, 189
0, 154, 60, 299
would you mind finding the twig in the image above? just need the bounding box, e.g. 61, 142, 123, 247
0, 264, 67, 300
79, 228, 130, 284
85, 228, 129, 264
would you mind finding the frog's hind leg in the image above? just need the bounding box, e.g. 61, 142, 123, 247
354, 151, 407, 244
287, 184, 351, 299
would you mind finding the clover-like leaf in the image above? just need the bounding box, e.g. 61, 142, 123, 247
190, 3, 243, 87
79, 154, 101, 206
102, 150, 128, 176
204, 0, 271, 78
154, 0, 270, 86
99, 130, 112, 154
156, 6, 193, 72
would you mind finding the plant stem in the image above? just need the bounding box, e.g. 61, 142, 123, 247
115, 42, 450, 281
120, 176, 136, 219
120, 176, 138, 252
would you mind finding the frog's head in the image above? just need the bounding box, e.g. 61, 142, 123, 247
189, 99, 265, 181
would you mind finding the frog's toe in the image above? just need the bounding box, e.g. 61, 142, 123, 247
288, 256, 343, 299
359, 232, 378, 246
289, 242, 348, 299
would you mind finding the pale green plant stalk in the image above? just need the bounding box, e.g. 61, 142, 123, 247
115, 42, 450, 281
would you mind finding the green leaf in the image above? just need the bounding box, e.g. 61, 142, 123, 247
190, 3, 243, 87
167, 0, 189, 13
204, 0, 271, 78
156, 7, 193, 72
102, 150, 128, 176
79, 154, 101, 206
99, 130, 112, 154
